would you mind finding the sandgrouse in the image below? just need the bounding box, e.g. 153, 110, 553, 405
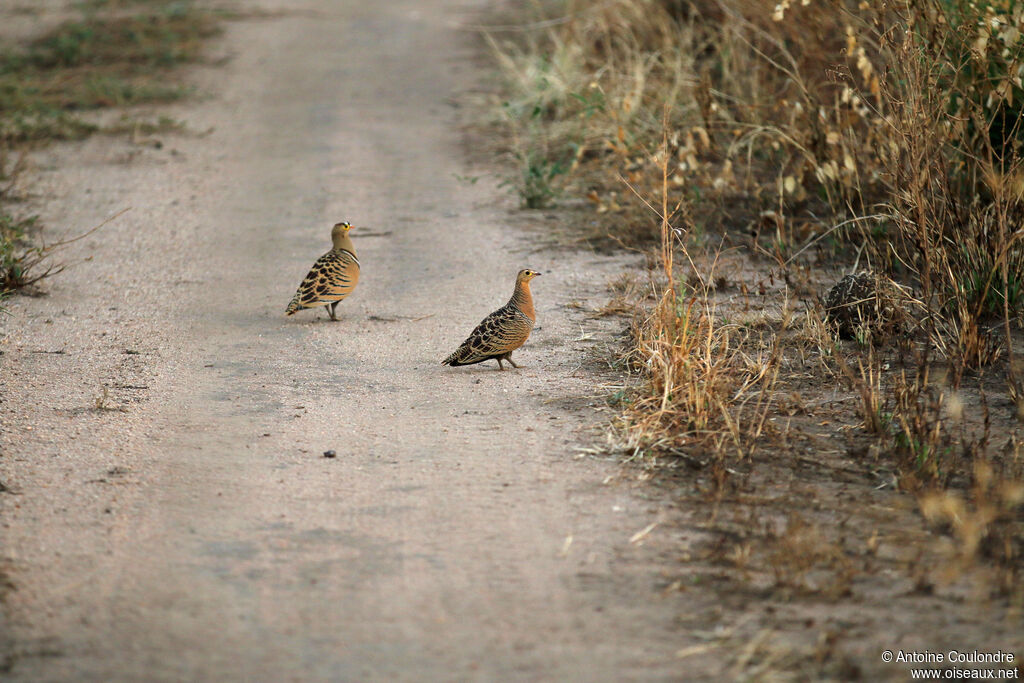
442, 269, 541, 370
285, 221, 360, 321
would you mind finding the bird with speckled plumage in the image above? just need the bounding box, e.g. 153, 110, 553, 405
442, 269, 541, 370
285, 222, 360, 321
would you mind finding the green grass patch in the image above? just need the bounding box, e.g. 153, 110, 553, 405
20, 7, 220, 70
0, 2, 218, 143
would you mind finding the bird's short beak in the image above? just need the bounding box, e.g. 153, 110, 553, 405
534, 272, 543, 276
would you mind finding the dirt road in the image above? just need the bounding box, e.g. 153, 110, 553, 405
0, 1, 686, 679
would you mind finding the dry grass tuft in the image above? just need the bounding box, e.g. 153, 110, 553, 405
619, 277, 779, 460
607, 141, 779, 462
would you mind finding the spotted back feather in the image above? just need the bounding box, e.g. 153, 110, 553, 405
442, 274, 536, 366
286, 248, 360, 315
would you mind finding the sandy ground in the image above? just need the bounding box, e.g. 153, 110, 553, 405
0, 2, 690, 680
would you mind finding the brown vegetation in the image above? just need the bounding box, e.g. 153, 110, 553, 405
489, 0, 1024, 675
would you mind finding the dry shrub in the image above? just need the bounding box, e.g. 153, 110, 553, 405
492, 0, 1024, 582
620, 278, 778, 458
612, 147, 779, 460
491, 0, 1024, 373
489, 0, 1024, 656
489, 0, 708, 227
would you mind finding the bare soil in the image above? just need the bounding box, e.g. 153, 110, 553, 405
0, 1, 689, 680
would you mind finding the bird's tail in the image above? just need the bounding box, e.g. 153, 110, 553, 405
285, 294, 303, 316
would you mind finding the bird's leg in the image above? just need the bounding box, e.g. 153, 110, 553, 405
496, 357, 505, 370
328, 302, 339, 321
506, 354, 520, 369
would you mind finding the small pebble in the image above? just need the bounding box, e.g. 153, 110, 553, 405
323, 450, 336, 458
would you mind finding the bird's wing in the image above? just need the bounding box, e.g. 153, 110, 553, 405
291, 250, 359, 308
452, 306, 533, 362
